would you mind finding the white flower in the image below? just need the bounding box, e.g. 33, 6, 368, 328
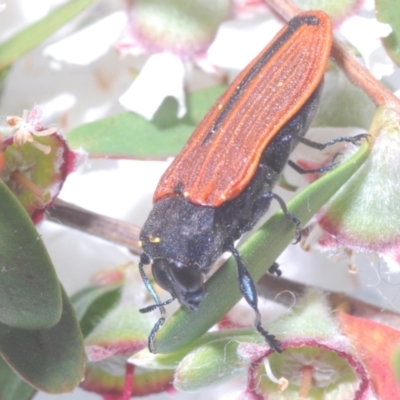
119, 52, 187, 120
207, 12, 281, 71
44, 12, 126, 66
339, 15, 394, 80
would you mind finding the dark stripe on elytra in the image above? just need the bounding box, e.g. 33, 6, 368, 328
202, 14, 320, 145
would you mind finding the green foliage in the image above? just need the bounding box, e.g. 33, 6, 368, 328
0, 180, 62, 329
72, 284, 122, 337
0, 287, 85, 393
66, 85, 226, 158
0, 357, 36, 400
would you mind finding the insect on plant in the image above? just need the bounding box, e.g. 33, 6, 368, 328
138, 10, 365, 353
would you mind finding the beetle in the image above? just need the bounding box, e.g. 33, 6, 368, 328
138, 11, 364, 353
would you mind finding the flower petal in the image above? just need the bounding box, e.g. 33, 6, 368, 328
338, 311, 400, 399
44, 12, 126, 65
207, 14, 280, 71
119, 52, 186, 120
339, 16, 394, 79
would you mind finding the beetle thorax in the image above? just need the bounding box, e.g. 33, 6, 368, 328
140, 195, 226, 309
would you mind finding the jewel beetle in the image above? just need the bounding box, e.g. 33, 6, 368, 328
138, 11, 363, 354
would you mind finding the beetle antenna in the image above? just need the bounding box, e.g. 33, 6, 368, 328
140, 297, 175, 313
138, 253, 167, 353
147, 317, 165, 354
230, 246, 282, 354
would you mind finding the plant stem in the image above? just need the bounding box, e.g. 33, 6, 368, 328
258, 274, 400, 324
299, 366, 313, 399
122, 363, 134, 400
48, 199, 142, 255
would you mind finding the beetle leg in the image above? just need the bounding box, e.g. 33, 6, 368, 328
269, 192, 301, 243
230, 246, 282, 353
268, 262, 282, 277
138, 253, 167, 353
288, 148, 348, 174
294, 132, 368, 150
287, 159, 340, 175
288, 132, 368, 173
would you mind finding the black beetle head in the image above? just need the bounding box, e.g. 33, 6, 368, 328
140, 195, 227, 310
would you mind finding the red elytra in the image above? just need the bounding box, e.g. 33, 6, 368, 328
154, 10, 332, 207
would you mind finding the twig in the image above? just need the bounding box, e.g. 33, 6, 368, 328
47, 199, 142, 255
264, 0, 400, 113
258, 274, 400, 324
47, 200, 400, 322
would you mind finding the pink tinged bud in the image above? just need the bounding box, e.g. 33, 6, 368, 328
156, 291, 377, 398
0, 108, 83, 223
80, 276, 174, 397
237, 291, 375, 399
92, 264, 132, 286
302, 108, 400, 267
81, 364, 174, 398
128, 0, 232, 57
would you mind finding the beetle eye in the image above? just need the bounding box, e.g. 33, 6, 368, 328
151, 260, 171, 292
169, 265, 206, 310
169, 265, 203, 294
152, 259, 206, 310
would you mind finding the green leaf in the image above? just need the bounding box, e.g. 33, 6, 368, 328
153, 141, 371, 353
0, 356, 36, 400
174, 339, 244, 392
0, 179, 62, 329
67, 111, 193, 158
0, 0, 96, 71
66, 85, 226, 158
132, 0, 231, 53
376, 0, 400, 66
131, 329, 255, 370
0, 286, 86, 393
71, 284, 122, 337
84, 303, 152, 349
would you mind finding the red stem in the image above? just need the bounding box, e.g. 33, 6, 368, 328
121, 363, 134, 400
